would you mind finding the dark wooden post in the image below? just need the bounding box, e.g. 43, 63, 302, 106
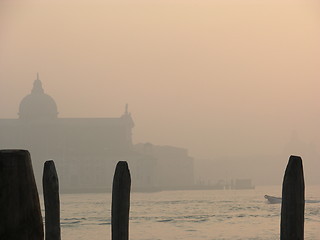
0, 149, 44, 240
43, 160, 61, 240
280, 155, 305, 240
112, 161, 131, 240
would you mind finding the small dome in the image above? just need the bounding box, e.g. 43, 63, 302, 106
18, 75, 58, 121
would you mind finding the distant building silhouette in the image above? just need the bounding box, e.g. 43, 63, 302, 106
19, 73, 59, 121
0, 75, 194, 192
134, 143, 194, 188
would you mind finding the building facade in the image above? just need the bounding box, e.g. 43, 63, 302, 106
0, 75, 194, 192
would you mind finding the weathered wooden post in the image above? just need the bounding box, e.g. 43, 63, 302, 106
112, 161, 131, 240
43, 160, 61, 240
0, 149, 44, 240
280, 155, 305, 240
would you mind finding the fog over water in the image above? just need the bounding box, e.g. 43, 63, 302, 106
1, 0, 320, 185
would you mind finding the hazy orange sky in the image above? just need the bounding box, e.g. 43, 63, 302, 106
1, 0, 320, 160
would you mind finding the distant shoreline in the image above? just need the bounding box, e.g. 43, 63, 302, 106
55, 184, 257, 194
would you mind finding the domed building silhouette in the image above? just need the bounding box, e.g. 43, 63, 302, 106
0, 74, 156, 192
0, 74, 194, 192
19, 74, 58, 121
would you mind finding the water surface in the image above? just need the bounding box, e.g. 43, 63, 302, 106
41, 185, 320, 240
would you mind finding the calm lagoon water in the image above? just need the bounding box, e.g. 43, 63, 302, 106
40, 185, 320, 240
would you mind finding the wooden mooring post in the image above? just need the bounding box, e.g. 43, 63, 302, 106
112, 161, 131, 240
280, 155, 305, 240
0, 149, 44, 240
43, 160, 61, 240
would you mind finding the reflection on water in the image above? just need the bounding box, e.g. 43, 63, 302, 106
40, 185, 320, 240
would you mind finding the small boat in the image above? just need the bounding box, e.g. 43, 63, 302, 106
264, 195, 320, 204
264, 195, 282, 204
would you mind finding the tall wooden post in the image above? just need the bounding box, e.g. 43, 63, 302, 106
112, 161, 131, 240
43, 160, 61, 240
280, 155, 305, 240
0, 149, 44, 240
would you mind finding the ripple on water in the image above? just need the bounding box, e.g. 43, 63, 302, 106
57, 187, 320, 240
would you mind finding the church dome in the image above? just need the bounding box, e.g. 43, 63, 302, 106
18, 75, 58, 121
